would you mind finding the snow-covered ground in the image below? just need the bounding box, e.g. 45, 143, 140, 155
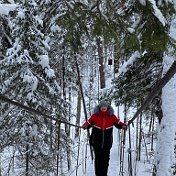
81, 130, 121, 176
69, 129, 152, 176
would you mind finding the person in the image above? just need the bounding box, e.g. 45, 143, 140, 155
82, 100, 127, 176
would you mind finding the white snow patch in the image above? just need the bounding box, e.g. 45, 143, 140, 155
38, 55, 49, 69
117, 51, 141, 76
17, 10, 25, 19
148, 0, 167, 26
0, 4, 17, 15
127, 27, 135, 33
139, 0, 146, 6
169, 18, 176, 40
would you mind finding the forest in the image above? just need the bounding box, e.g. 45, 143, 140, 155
0, 0, 176, 176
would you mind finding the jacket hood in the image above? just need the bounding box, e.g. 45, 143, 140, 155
94, 105, 114, 116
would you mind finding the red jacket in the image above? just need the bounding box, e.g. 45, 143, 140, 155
83, 111, 126, 130
83, 106, 126, 148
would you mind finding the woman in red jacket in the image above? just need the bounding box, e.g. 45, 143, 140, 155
82, 100, 127, 176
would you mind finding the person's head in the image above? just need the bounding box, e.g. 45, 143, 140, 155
98, 100, 109, 112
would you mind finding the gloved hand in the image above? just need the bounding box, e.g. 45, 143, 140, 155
122, 125, 127, 130
82, 125, 87, 129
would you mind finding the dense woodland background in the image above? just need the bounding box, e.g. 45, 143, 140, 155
0, 0, 176, 175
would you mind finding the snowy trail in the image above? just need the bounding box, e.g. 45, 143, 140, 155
68, 127, 152, 176
81, 129, 121, 176
108, 130, 121, 176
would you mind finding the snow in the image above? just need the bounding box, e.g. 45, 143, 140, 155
6, 38, 21, 62
17, 10, 25, 19
38, 55, 50, 69
42, 38, 50, 50
50, 24, 61, 33
127, 27, 135, 33
148, 0, 166, 26
154, 55, 176, 176
139, 0, 146, 6
22, 69, 38, 90
38, 55, 55, 78
45, 68, 55, 78
0, 4, 16, 15
116, 50, 148, 78
169, 19, 176, 40
117, 51, 141, 76
31, 124, 38, 137
44, 0, 51, 4
7, 0, 15, 3
29, 0, 37, 7
34, 15, 43, 27
79, 129, 121, 176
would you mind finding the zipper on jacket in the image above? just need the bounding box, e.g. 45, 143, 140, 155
101, 115, 106, 148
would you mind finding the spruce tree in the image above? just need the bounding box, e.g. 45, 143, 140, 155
0, 1, 70, 175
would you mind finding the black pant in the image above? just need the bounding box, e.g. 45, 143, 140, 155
93, 146, 111, 176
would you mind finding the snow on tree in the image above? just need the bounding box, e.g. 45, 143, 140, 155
0, 1, 71, 175
154, 3, 176, 174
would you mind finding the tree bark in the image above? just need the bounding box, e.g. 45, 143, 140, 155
96, 37, 106, 89
25, 144, 29, 176
75, 91, 81, 138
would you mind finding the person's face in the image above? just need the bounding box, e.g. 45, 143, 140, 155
100, 106, 108, 112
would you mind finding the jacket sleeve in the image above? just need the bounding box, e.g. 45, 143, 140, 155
82, 114, 95, 129
112, 114, 126, 129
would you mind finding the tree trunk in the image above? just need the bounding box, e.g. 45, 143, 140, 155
96, 37, 106, 89
75, 90, 81, 138
155, 56, 176, 175
56, 122, 61, 176
0, 155, 2, 176
137, 113, 142, 161
74, 53, 94, 160
25, 144, 29, 176
113, 45, 119, 74
66, 87, 71, 171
